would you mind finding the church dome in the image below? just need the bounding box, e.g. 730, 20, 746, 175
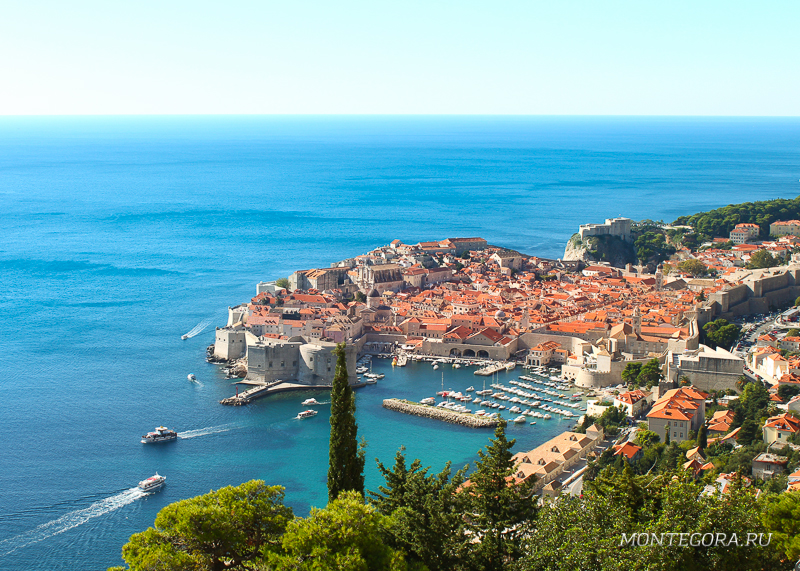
495, 309, 506, 319
367, 288, 380, 298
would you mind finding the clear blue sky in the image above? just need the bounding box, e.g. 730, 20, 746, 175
2, 1, 798, 115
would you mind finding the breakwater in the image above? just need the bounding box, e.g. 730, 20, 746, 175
382, 398, 498, 428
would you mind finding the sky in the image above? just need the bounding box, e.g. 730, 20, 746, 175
1, 1, 798, 116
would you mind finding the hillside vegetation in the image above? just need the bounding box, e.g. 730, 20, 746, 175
674, 195, 800, 239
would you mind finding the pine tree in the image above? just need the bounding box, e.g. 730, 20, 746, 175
327, 343, 365, 501
462, 419, 536, 571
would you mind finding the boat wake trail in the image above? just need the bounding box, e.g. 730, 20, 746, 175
182, 319, 212, 339
177, 424, 236, 439
0, 488, 147, 556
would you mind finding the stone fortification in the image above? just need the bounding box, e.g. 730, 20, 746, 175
382, 399, 498, 428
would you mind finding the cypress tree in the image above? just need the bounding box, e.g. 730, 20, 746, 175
463, 419, 536, 571
698, 424, 707, 450
327, 342, 365, 501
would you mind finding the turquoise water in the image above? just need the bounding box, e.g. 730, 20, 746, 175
0, 116, 798, 570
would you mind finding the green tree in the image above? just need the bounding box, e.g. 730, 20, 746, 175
677, 259, 708, 276
634, 231, 676, 264
463, 420, 536, 571
268, 490, 408, 571
110, 481, 293, 571
637, 358, 663, 388
697, 424, 707, 450
778, 384, 800, 401
328, 343, 366, 501
736, 419, 761, 446
635, 429, 661, 449
762, 491, 800, 562
786, 328, 800, 337
621, 362, 642, 387
747, 249, 778, 269
275, 277, 290, 290
354, 291, 367, 303
702, 319, 741, 349
369, 447, 467, 571
461, 250, 472, 259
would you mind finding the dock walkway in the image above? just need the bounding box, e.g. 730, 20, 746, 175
220, 380, 367, 406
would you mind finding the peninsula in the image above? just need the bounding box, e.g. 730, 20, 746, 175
210, 208, 800, 407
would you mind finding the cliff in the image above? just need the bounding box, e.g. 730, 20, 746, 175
563, 234, 636, 268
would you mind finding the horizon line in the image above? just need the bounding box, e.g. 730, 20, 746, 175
1, 113, 799, 119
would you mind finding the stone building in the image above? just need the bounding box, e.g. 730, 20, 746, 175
666, 345, 744, 392
245, 336, 359, 386
578, 217, 632, 242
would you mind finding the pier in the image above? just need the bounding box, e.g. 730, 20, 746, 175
382, 398, 498, 428
220, 380, 367, 406
474, 362, 508, 376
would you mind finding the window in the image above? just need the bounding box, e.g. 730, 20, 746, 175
268, 361, 272, 368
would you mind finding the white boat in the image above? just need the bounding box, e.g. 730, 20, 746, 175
433, 364, 439, 370
365, 378, 377, 385
302, 398, 320, 406
138, 473, 166, 492
187, 374, 196, 382
505, 362, 516, 371
543, 414, 552, 420
513, 416, 526, 424
298, 410, 318, 419
181, 334, 188, 340
466, 386, 475, 392
420, 397, 435, 405
375, 374, 385, 379
141, 426, 178, 444
453, 363, 461, 369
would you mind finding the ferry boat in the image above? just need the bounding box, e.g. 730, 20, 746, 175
141, 426, 178, 444
298, 410, 318, 419
138, 473, 166, 492
302, 398, 320, 406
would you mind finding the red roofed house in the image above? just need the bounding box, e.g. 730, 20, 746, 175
646, 387, 707, 443
613, 389, 651, 417
613, 442, 643, 463
762, 413, 800, 445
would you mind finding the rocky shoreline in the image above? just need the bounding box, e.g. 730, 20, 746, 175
382, 398, 498, 428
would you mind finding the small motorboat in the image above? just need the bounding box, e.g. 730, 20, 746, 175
365, 378, 377, 385
466, 386, 475, 392
188, 373, 197, 382
181, 334, 189, 340
302, 398, 320, 406
141, 426, 178, 444
139, 473, 166, 492
297, 410, 318, 419
433, 364, 439, 370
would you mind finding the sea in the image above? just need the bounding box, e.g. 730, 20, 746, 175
0, 116, 798, 570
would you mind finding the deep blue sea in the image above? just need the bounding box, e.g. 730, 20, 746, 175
0, 116, 798, 570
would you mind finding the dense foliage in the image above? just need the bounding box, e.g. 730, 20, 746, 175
747, 249, 780, 269
108, 481, 293, 571
674, 194, 800, 239
623, 359, 664, 390
634, 232, 676, 265
328, 343, 366, 501
702, 319, 741, 350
